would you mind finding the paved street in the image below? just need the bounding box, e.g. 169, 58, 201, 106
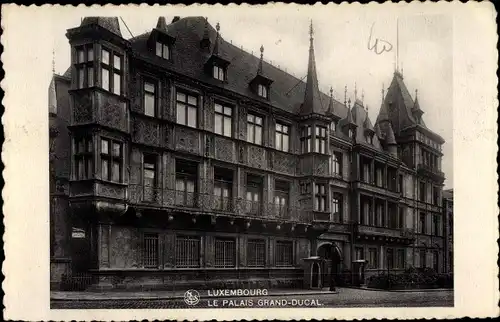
51, 288, 453, 309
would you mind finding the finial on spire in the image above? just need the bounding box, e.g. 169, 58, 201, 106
354, 82, 358, 100
361, 89, 365, 104
344, 85, 347, 106
309, 20, 314, 41
330, 86, 333, 98
216, 22, 220, 33
258, 45, 264, 74
348, 98, 351, 108
415, 88, 418, 98
52, 48, 55, 74
366, 104, 369, 112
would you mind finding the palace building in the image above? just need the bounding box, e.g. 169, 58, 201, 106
49, 16, 446, 290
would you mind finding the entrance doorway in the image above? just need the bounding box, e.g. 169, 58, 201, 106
317, 243, 342, 289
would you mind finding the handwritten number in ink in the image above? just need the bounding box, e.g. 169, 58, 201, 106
368, 23, 393, 55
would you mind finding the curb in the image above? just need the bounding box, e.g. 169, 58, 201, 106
343, 286, 453, 293
51, 291, 339, 302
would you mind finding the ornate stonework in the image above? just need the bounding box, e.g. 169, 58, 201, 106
247, 145, 266, 169
133, 119, 160, 146
272, 151, 296, 175
175, 127, 200, 154
314, 157, 329, 176
73, 92, 93, 123
97, 183, 126, 200
214, 136, 234, 162
100, 94, 127, 132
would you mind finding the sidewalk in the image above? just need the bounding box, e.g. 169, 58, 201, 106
51, 288, 338, 301
344, 286, 453, 293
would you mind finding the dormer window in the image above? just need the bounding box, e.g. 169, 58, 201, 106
348, 129, 354, 139
257, 84, 268, 99
213, 65, 226, 81
366, 134, 373, 145
155, 41, 170, 60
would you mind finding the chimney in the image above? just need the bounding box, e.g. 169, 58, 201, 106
172, 16, 180, 23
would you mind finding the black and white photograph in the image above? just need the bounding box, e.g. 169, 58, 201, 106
2, 2, 498, 320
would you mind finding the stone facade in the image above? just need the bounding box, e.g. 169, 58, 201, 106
49, 16, 447, 291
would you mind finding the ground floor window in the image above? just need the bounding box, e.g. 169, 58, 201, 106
355, 247, 364, 260
419, 249, 427, 268
368, 248, 378, 269
432, 250, 439, 272
275, 241, 294, 267
215, 237, 236, 268
247, 239, 266, 267
396, 249, 405, 269
386, 248, 394, 269
143, 233, 159, 268
175, 235, 201, 268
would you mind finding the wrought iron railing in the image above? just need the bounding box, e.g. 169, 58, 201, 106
128, 184, 312, 222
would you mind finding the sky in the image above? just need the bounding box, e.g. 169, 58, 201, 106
49, 5, 453, 188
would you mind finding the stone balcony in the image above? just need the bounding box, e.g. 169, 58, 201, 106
417, 164, 445, 183
354, 224, 416, 244
353, 181, 401, 200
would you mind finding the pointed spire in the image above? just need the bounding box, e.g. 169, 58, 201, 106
412, 88, 424, 123
258, 45, 264, 75
200, 17, 211, 50
346, 98, 355, 125
156, 16, 168, 32
363, 111, 375, 132
326, 86, 335, 115
374, 122, 383, 139
361, 89, 365, 105
354, 82, 358, 100
300, 20, 323, 115
344, 85, 347, 106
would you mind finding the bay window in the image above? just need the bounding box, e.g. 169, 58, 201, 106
101, 48, 122, 95
100, 138, 122, 182
315, 126, 327, 153
75, 44, 94, 89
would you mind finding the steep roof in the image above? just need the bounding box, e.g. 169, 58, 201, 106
80, 17, 122, 37
385, 122, 397, 145
130, 17, 346, 118
351, 100, 382, 149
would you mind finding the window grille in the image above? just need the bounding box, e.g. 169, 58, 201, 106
143, 233, 159, 268
175, 235, 200, 268
275, 241, 293, 267
215, 238, 236, 268
247, 239, 266, 267
368, 248, 378, 269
